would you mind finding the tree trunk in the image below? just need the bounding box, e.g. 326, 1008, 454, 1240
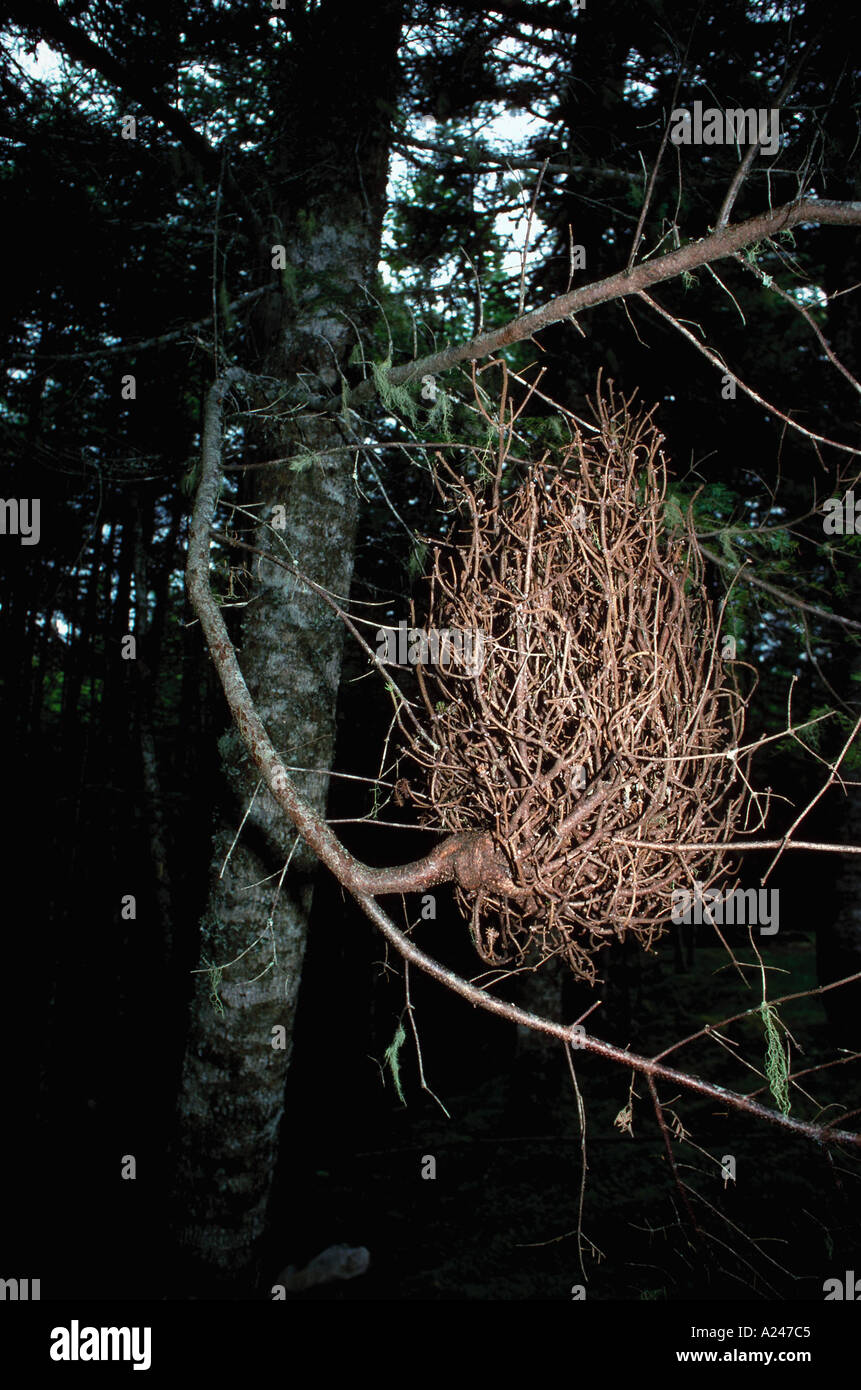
171, 1, 403, 1291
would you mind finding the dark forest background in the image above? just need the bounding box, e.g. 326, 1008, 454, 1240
4, 0, 861, 1304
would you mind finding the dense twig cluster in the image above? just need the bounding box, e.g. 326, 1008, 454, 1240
404, 385, 750, 981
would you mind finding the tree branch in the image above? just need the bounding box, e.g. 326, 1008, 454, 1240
716, 54, 809, 229
340, 199, 861, 412
638, 291, 859, 455
697, 543, 861, 632
16, 288, 268, 363
188, 376, 514, 903
392, 135, 638, 182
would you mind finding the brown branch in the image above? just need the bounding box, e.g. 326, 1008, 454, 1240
735, 255, 861, 396
356, 887, 861, 1150
646, 1076, 703, 1241
716, 54, 809, 229
188, 378, 515, 905
639, 291, 860, 455
697, 543, 861, 633
653, 973, 861, 1065
627, 24, 693, 269
341, 199, 861, 412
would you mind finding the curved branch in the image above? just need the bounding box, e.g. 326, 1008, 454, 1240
188, 375, 511, 903
187, 372, 861, 1154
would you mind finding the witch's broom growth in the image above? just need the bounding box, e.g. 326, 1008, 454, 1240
399, 381, 749, 983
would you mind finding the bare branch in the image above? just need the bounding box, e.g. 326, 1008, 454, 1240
761, 714, 861, 882
627, 24, 693, 268
616, 838, 861, 855
735, 255, 861, 396
639, 291, 859, 455
392, 135, 638, 182
716, 54, 810, 229
17, 288, 268, 364
697, 542, 861, 633
343, 199, 861, 412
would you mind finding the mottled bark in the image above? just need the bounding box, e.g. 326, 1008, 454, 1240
171, 1, 404, 1291
173, 395, 361, 1287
